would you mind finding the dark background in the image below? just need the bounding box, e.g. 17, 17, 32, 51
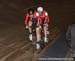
0, 0, 75, 31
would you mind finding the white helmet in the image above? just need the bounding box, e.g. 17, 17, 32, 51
37, 7, 43, 12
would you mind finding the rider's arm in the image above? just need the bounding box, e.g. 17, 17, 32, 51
38, 16, 42, 25
25, 13, 29, 25
46, 16, 50, 24
45, 12, 50, 24
36, 12, 42, 25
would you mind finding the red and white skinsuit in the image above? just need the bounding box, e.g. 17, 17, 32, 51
38, 10, 50, 25
38, 10, 50, 33
25, 11, 42, 26
25, 10, 42, 44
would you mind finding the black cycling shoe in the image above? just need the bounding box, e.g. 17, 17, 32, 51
39, 40, 45, 49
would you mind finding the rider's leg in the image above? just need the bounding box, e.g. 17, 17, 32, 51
36, 27, 41, 50
44, 24, 48, 42
28, 21, 33, 41
46, 24, 49, 35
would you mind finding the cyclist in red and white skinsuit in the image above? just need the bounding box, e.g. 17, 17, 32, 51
37, 7, 50, 43
25, 8, 42, 49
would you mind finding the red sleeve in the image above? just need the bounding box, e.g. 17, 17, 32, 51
25, 13, 29, 25
45, 16, 50, 24
38, 16, 42, 24
35, 11, 42, 25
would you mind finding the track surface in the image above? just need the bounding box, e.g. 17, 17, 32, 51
0, 23, 33, 61
37, 34, 69, 61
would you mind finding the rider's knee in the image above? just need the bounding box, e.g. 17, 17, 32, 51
36, 27, 40, 31
28, 21, 32, 27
